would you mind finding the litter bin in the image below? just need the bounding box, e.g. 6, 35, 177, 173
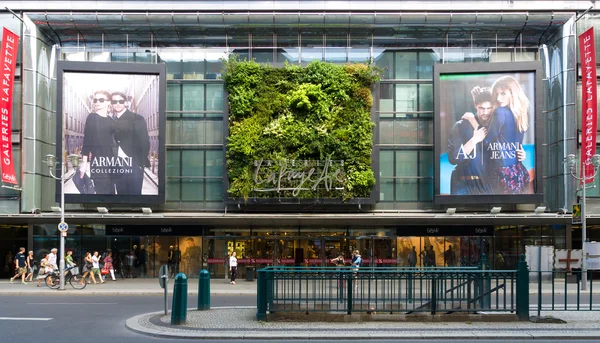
245, 266, 255, 281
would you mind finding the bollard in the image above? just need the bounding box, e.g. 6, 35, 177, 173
198, 269, 210, 310
516, 254, 530, 321
171, 273, 188, 325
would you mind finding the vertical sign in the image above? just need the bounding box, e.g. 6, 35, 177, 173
573, 203, 582, 225
0, 28, 19, 185
579, 27, 598, 184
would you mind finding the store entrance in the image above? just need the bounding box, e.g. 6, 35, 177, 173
354, 236, 395, 267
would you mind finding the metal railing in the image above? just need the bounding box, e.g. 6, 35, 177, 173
256, 258, 522, 320
529, 270, 600, 314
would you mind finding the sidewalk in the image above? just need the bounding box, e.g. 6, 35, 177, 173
126, 308, 600, 340
0, 277, 256, 296
0, 277, 597, 296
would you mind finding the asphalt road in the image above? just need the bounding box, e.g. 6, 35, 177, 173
0, 295, 594, 343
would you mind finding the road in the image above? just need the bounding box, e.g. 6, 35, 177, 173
0, 294, 595, 343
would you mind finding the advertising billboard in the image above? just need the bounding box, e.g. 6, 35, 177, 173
434, 62, 543, 204
56, 61, 166, 204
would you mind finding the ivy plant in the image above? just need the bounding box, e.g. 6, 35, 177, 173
224, 56, 381, 201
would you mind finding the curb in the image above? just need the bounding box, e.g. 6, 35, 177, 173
125, 308, 600, 340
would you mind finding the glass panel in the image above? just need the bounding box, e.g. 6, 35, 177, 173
394, 120, 418, 144
418, 119, 433, 144
379, 178, 394, 202
379, 84, 394, 114
181, 120, 204, 145
419, 84, 433, 111
166, 150, 181, 177
395, 85, 418, 112
395, 52, 417, 79
167, 84, 181, 111
395, 178, 418, 201
395, 151, 418, 176
419, 150, 434, 177
166, 178, 181, 201
181, 179, 204, 201
206, 84, 224, 111
419, 178, 433, 201
418, 50, 439, 79
374, 50, 393, 80
166, 120, 180, 144
206, 179, 224, 201
206, 150, 224, 177
182, 84, 205, 111
205, 120, 223, 145
181, 150, 204, 177
379, 120, 394, 144
379, 151, 394, 177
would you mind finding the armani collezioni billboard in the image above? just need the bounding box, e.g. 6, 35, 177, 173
434, 62, 543, 205
56, 61, 166, 204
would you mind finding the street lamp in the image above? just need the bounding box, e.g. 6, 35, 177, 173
44, 153, 80, 291
566, 153, 600, 291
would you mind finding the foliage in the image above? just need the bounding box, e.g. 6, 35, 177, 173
224, 56, 381, 200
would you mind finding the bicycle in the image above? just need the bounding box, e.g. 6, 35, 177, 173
45, 266, 87, 290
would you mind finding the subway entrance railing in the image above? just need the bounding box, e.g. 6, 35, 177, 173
256, 255, 530, 321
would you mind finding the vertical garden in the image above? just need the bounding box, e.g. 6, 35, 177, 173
224, 57, 381, 201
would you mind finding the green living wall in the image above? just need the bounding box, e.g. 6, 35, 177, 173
224, 57, 380, 200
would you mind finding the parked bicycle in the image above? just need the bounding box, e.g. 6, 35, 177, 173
45, 266, 87, 290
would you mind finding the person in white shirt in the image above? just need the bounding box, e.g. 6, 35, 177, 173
229, 252, 238, 285
91, 251, 105, 284
48, 248, 58, 270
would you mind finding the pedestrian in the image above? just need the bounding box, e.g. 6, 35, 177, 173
352, 250, 362, 290
103, 251, 116, 281
408, 246, 417, 268
229, 251, 237, 285
91, 251, 105, 284
126, 250, 136, 278
10, 247, 28, 284
37, 253, 53, 287
25, 250, 35, 282
65, 250, 77, 275
48, 248, 58, 271
4, 251, 13, 276
81, 252, 97, 285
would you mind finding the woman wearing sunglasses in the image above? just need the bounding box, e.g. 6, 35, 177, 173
75, 90, 117, 194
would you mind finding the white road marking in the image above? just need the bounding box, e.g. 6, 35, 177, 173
26, 302, 118, 305
0, 317, 52, 321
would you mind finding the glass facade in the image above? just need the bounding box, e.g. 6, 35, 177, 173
0, 6, 591, 278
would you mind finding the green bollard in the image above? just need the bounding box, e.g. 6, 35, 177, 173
198, 269, 210, 310
171, 273, 188, 325
516, 254, 530, 321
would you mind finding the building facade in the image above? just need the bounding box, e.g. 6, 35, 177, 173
0, 1, 599, 278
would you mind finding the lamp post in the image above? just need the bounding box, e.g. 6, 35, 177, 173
566, 153, 600, 291
45, 153, 80, 291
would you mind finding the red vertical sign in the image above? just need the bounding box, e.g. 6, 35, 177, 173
579, 27, 598, 184
0, 28, 19, 185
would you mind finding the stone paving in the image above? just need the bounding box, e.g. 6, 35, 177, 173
126, 307, 600, 339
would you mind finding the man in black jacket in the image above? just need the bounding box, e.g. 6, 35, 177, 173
110, 92, 150, 195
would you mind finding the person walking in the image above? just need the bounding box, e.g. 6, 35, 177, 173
229, 251, 238, 285
10, 247, 28, 284
36, 253, 53, 287
48, 248, 58, 271
91, 251, 105, 284
25, 251, 35, 282
103, 251, 116, 281
81, 252, 97, 285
